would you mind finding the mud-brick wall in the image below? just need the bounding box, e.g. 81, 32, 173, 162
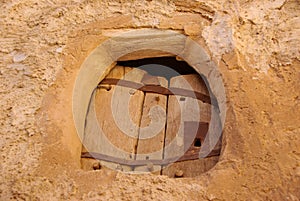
0, 0, 299, 200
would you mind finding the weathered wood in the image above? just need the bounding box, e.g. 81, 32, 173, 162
82, 66, 146, 172
135, 76, 168, 174
100, 78, 212, 104
82, 71, 219, 175
81, 150, 220, 166
162, 74, 213, 176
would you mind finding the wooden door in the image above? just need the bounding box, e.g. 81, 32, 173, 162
81, 66, 220, 177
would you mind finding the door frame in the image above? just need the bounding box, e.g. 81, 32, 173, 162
73, 29, 226, 160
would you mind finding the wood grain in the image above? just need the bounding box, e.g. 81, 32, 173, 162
82, 66, 146, 172
134, 77, 168, 174
162, 74, 213, 177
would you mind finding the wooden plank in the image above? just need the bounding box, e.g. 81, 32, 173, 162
82, 66, 146, 172
82, 66, 126, 171
81, 150, 220, 166
134, 76, 168, 174
162, 74, 214, 177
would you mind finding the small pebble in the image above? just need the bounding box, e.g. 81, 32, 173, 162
92, 162, 101, 170
56, 47, 63, 53
13, 52, 27, 63
175, 169, 184, 178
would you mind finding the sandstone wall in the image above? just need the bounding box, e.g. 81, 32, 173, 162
0, 0, 299, 200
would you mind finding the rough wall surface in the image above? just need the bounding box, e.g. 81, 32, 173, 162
0, 0, 299, 200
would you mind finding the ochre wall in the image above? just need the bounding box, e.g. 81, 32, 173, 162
0, 1, 299, 200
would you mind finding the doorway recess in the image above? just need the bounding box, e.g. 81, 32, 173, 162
81, 55, 222, 178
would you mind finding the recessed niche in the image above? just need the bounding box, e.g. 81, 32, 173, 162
80, 56, 222, 178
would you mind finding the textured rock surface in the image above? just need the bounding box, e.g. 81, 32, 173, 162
0, 0, 299, 200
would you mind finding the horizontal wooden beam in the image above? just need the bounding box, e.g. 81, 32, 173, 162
99, 78, 215, 105
81, 148, 220, 167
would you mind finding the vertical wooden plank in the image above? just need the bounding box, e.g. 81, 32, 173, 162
134, 76, 168, 174
162, 74, 214, 177
82, 66, 146, 172
123, 67, 146, 143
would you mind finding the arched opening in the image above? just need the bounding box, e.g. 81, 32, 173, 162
80, 55, 222, 178
72, 29, 226, 178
